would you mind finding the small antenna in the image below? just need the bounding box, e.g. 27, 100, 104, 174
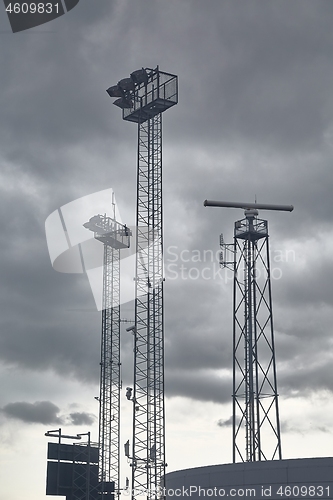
112, 191, 116, 220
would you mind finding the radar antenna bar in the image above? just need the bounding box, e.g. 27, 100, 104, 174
204, 200, 293, 212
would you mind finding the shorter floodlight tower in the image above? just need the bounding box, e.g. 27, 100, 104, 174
84, 211, 131, 497
204, 200, 293, 463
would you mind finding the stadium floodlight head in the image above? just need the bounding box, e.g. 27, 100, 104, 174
106, 85, 123, 98
107, 66, 177, 124
118, 77, 135, 92
113, 97, 133, 109
130, 68, 148, 85
83, 221, 99, 232
106, 79, 134, 109
83, 214, 103, 232
203, 200, 294, 212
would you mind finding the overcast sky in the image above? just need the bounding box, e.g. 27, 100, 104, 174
1, 1, 333, 498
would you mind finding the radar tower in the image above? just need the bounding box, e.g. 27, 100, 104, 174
204, 199, 293, 463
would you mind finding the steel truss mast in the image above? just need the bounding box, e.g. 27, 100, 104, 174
84, 213, 130, 496
107, 66, 178, 499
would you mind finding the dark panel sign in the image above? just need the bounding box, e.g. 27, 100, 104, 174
47, 442, 99, 464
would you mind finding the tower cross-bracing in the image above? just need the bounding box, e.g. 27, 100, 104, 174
84, 213, 131, 497
204, 200, 293, 463
107, 66, 178, 500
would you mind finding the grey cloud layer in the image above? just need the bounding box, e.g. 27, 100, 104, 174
1, 0, 333, 413
1, 400, 96, 426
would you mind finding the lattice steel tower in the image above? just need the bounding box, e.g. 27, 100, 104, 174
84, 209, 131, 497
204, 200, 293, 463
107, 67, 178, 499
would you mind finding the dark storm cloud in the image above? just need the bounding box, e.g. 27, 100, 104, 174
0, 206, 101, 382
1, 401, 96, 426
68, 411, 96, 426
1, 400, 62, 424
165, 282, 231, 369
163, 274, 234, 402
217, 416, 241, 428
145, 0, 333, 152
1, 0, 333, 411
274, 260, 333, 309
280, 420, 331, 435
217, 416, 233, 428
279, 356, 333, 396
166, 368, 231, 404
2, 3, 333, 498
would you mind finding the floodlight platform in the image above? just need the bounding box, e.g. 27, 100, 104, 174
122, 69, 178, 123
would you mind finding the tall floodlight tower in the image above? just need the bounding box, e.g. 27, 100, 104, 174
204, 200, 293, 463
84, 212, 131, 497
106, 67, 178, 499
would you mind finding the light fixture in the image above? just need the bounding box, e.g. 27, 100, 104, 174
113, 97, 133, 109
106, 85, 123, 98
149, 444, 156, 461
130, 68, 148, 85
126, 387, 133, 400
124, 440, 130, 458
126, 325, 136, 333
118, 77, 135, 91
83, 215, 103, 232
